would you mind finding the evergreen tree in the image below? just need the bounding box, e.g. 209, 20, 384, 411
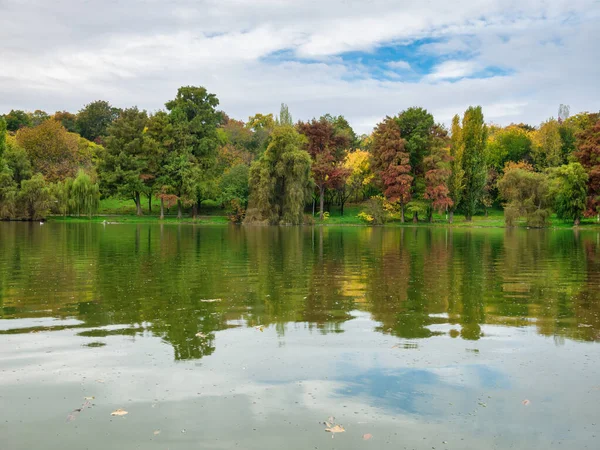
460, 106, 487, 221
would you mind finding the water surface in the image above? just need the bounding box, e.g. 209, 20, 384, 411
1, 223, 599, 449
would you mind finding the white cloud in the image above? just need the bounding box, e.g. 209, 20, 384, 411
0, 0, 599, 133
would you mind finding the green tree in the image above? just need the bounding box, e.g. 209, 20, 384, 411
30, 110, 50, 127
497, 165, 551, 227
166, 86, 222, 217
460, 106, 487, 221
486, 125, 532, 171
53, 111, 78, 132
277, 103, 293, 126
447, 114, 464, 223
49, 178, 73, 216
18, 174, 51, 220
76, 100, 120, 142
99, 107, 149, 215
4, 110, 32, 131
245, 125, 312, 225
0, 116, 6, 159
0, 162, 17, 219
3, 137, 32, 185
219, 163, 250, 208
549, 163, 588, 225
70, 170, 100, 217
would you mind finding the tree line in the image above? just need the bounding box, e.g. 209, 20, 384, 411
1, 87, 599, 226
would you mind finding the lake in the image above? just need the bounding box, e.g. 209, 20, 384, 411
0, 223, 599, 449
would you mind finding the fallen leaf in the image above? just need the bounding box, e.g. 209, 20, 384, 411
195, 332, 208, 338
363, 433, 373, 440
95, 379, 105, 383
84, 396, 95, 401
153, 430, 161, 435
255, 325, 265, 332
522, 399, 531, 406
325, 425, 345, 434
111, 409, 128, 416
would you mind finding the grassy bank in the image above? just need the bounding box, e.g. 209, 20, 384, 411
45, 197, 600, 229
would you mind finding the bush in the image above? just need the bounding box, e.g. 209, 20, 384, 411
359, 196, 388, 225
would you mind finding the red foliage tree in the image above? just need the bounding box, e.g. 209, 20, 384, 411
574, 118, 600, 216
297, 118, 350, 219
371, 117, 412, 222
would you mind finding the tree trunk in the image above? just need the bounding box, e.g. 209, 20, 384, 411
135, 192, 143, 216
177, 200, 182, 219
197, 199, 202, 214
485, 208, 488, 217
160, 198, 165, 220
428, 210, 433, 223
465, 214, 472, 222
412, 212, 418, 223
449, 210, 454, 224
192, 203, 198, 219
400, 204, 405, 223
148, 194, 152, 213
340, 198, 345, 216
575, 216, 581, 226
319, 185, 325, 220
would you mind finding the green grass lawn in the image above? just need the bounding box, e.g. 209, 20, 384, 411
48, 197, 600, 229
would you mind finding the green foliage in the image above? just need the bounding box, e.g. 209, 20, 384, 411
30, 110, 50, 127
486, 125, 532, 171
396, 107, 435, 181
277, 103, 293, 126
18, 173, 51, 220
0, 160, 17, 218
531, 119, 563, 169
460, 106, 487, 221
4, 137, 33, 185
246, 125, 312, 225
549, 163, 588, 224
219, 163, 249, 207
76, 100, 120, 142
53, 111, 78, 132
99, 107, 149, 215
0, 116, 6, 159
70, 170, 100, 217
4, 110, 32, 131
498, 166, 551, 227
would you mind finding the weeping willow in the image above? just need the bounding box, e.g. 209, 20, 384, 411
70, 170, 100, 217
245, 125, 313, 225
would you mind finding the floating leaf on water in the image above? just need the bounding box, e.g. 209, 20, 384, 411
200, 299, 221, 303
111, 409, 128, 416
96, 379, 105, 383
195, 332, 208, 338
363, 433, 373, 440
153, 430, 161, 435
391, 344, 400, 349
255, 325, 265, 332
522, 399, 531, 406
325, 425, 345, 434
66, 413, 76, 423
84, 396, 95, 401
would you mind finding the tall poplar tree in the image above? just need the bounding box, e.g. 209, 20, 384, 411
460, 106, 487, 221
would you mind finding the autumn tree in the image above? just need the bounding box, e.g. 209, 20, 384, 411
574, 118, 600, 217
423, 126, 453, 221
30, 110, 50, 127
245, 125, 312, 225
460, 106, 487, 221
99, 107, 149, 215
344, 149, 373, 203
76, 100, 120, 142
0, 117, 6, 159
371, 117, 411, 222
531, 119, 563, 169
549, 163, 588, 225
16, 119, 79, 182
447, 114, 464, 223
297, 118, 350, 219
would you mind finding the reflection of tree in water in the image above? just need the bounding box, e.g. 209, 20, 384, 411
2, 223, 600, 362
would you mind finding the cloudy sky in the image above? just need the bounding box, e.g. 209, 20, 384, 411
1, 0, 599, 133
